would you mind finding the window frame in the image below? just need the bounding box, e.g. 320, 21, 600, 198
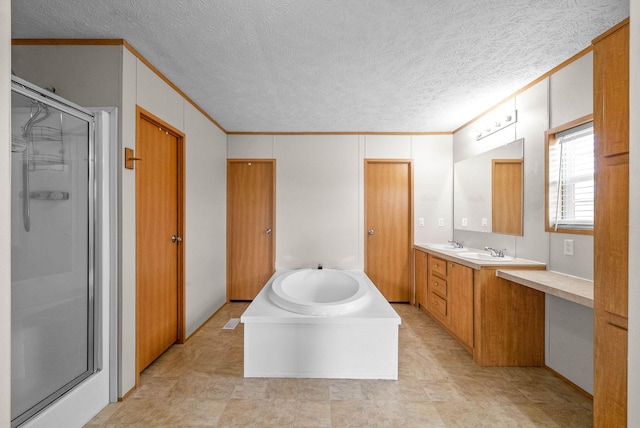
544, 114, 594, 235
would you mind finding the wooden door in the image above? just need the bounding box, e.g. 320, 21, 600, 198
364, 160, 413, 302
227, 160, 275, 300
136, 108, 184, 374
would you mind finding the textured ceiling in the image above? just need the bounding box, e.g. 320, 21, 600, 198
11, 1, 629, 133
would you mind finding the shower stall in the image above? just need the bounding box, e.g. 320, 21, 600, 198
10, 76, 108, 427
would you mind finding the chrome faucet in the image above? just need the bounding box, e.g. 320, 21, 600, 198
484, 247, 506, 258
448, 239, 464, 249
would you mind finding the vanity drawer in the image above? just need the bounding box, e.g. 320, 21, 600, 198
429, 275, 447, 298
430, 292, 448, 318
429, 255, 448, 278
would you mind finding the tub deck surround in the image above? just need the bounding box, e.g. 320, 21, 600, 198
496, 269, 594, 308
241, 270, 401, 380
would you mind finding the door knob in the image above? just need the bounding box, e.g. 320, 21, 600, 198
171, 235, 182, 243
265, 228, 272, 234
368, 229, 374, 235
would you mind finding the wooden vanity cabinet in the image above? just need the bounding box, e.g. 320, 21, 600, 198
593, 19, 629, 428
472, 268, 544, 367
426, 255, 473, 351
415, 247, 546, 366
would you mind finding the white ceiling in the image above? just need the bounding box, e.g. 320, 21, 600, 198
11, 1, 629, 133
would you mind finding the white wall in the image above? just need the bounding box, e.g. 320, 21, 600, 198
412, 135, 454, 244
119, 47, 137, 399
228, 133, 453, 270
628, 0, 639, 424
184, 102, 227, 336
451, 55, 594, 393
275, 135, 361, 269
11, 45, 122, 108
1, 2, 12, 426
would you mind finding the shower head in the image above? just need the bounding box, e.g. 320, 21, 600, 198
11, 134, 27, 153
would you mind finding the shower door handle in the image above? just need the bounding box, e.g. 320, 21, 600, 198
171, 235, 182, 243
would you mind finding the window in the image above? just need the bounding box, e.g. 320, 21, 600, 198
545, 116, 594, 233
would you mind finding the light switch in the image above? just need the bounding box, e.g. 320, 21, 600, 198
419, 218, 425, 227
482, 218, 488, 227
462, 218, 468, 227
438, 218, 444, 227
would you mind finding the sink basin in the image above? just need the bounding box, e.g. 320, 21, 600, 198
458, 252, 514, 262
427, 243, 466, 251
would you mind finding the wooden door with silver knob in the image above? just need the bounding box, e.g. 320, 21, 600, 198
136, 110, 185, 374
364, 159, 413, 302
227, 159, 275, 300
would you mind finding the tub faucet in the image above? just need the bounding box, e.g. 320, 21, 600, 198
448, 239, 464, 249
317, 263, 323, 270
484, 247, 506, 258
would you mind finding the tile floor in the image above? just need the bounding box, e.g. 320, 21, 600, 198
86, 303, 592, 427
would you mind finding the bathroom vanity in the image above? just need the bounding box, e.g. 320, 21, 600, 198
414, 245, 546, 366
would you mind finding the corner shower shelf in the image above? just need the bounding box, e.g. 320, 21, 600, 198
19, 190, 69, 201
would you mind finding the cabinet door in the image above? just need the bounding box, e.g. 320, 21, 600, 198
448, 262, 473, 349
414, 250, 427, 308
594, 23, 629, 157
594, 319, 627, 427
594, 158, 628, 317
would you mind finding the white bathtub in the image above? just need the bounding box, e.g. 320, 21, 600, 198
241, 269, 401, 379
268, 269, 371, 316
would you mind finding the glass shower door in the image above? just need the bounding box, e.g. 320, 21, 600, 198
11, 82, 98, 427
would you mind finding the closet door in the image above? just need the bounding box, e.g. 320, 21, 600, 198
364, 159, 413, 302
227, 159, 275, 300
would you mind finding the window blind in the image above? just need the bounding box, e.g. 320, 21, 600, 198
548, 123, 594, 230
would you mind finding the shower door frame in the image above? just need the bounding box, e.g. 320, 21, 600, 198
10, 76, 101, 428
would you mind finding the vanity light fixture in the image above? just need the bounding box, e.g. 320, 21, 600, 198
475, 110, 518, 140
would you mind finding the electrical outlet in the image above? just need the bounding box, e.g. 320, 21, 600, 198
418, 217, 425, 227
438, 218, 444, 227
462, 218, 468, 227
564, 239, 574, 256
481, 218, 488, 227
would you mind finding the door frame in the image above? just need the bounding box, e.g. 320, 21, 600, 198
226, 159, 276, 302
363, 159, 414, 302
135, 106, 186, 378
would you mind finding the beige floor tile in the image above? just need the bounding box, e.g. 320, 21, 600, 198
330, 399, 369, 427
298, 378, 332, 400
328, 379, 364, 400
254, 398, 297, 427
294, 400, 332, 427
266, 378, 300, 399
85, 302, 592, 427
216, 398, 261, 427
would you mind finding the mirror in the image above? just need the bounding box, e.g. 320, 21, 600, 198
454, 138, 524, 234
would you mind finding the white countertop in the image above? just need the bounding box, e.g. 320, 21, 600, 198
495, 269, 594, 308
414, 244, 546, 270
